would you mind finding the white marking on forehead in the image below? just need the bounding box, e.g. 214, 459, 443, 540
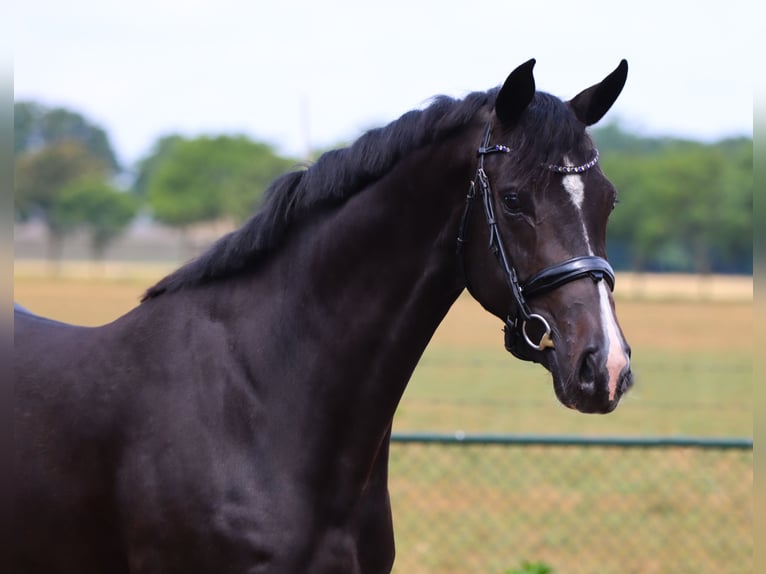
562, 174, 585, 211
561, 156, 592, 254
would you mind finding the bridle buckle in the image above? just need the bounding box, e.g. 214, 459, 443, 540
522, 314, 555, 350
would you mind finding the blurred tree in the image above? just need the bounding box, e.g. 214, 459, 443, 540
714, 138, 752, 272
592, 121, 676, 156
15, 141, 111, 261
145, 135, 295, 234
601, 153, 671, 270
50, 180, 139, 261
13, 101, 42, 154
601, 134, 752, 274
653, 145, 724, 273
14, 101, 120, 171
131, 134, 183, 198
14, 101, 123, 265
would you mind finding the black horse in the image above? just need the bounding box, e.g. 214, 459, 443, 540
14, 59, 632, 573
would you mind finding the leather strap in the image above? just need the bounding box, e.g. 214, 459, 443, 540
522, 255, 615, 299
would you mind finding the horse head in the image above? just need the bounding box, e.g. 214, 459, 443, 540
460, 59, 633, 414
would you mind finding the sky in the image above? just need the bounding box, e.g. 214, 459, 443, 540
14, 0, 756, 168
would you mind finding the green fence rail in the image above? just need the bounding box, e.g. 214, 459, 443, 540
388, 434, 752, 574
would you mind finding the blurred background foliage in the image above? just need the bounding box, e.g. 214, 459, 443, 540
13, 101, 752, 274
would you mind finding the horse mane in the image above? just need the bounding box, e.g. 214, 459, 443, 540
142, 89, 585, 300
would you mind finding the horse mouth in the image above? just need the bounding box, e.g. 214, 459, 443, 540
553, 362, 634, 415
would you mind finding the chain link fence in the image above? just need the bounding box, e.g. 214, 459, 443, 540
388, 434, 752, 574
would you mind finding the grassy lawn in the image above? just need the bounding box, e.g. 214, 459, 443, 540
394, 293, 751, 437
388, 442, 751, 573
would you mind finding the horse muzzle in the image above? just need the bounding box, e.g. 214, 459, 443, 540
564, 351, 633, 413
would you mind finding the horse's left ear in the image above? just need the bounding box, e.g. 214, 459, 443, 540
568, 59, 628, 126
495, 59, 536, 127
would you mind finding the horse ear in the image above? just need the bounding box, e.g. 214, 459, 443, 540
495, 59, 536, 127
568, 59, 628, 126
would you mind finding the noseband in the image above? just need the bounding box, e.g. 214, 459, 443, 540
456, 123, 616, 358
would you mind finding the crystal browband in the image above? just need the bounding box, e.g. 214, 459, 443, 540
546, 150, 600, 174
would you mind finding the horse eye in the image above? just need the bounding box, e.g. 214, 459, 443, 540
502, 192, 522, 212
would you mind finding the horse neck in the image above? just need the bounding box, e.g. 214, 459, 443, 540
223, 126, 480, 478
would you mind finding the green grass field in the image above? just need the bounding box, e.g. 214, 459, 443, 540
395, 294, 752, 437
387, 442, 751, 573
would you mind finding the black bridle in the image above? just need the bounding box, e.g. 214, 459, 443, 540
456, 122, 616, 359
